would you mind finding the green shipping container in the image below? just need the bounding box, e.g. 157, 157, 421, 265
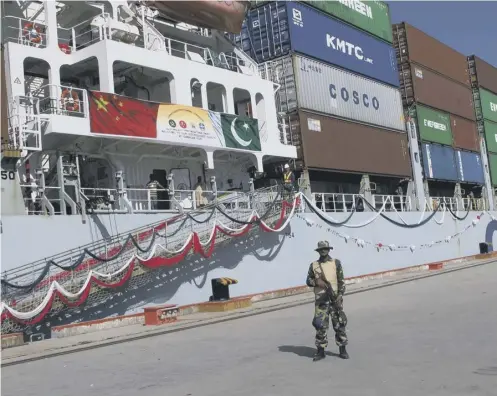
302, 0, 393, 42
483, 120, 497, 154
415, 105, 453, 146
488, 153, 497, 186
479, 88, 497, 123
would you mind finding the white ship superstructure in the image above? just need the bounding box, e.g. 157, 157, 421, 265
1, 0, 296, 218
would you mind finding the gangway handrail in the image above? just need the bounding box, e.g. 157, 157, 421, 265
1, 185, 283, 281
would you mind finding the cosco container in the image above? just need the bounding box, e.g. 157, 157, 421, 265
476, 88, 497, 123
468, 55, 497, 95
232, 1, 399, 86
414, 105, 453, 146
298, 110, 411, 176
483, 120, 497, 154
400, 63, 475, 120
421, 143, 458, 182
393, 23, 470, 86
282, 55, 405, 130
456, 150, 484, 184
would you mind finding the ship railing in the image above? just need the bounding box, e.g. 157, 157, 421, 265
80, 187, 269, 214
259, 61, 278, 84
2, 16, 48, 48
1, 14, 109, 53
5, 112, 44, 153
461, 197, 486, 211
19, 185, 62, 215
427, 197, 454, 212
258, 60, 289, 85
1, 13, 261, 80
28, 85, 88, 118
19, 185, 276, 216
0, 186, 287, 325
278, 117, 296, 146
140, 32, 259, 78
311, 193, 412, 213
312, 193, 363, 213
373, 194, 413, 212
426, 196, 484, 212
57, 13, 111, 53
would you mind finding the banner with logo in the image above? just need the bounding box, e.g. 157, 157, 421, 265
89, 92, 261, 151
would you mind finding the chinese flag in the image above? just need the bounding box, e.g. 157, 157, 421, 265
89, 91, 159, 138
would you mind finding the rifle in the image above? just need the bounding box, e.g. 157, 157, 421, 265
318, 262, 348, 327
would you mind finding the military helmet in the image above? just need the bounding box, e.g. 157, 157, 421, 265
315, 240, 332, 251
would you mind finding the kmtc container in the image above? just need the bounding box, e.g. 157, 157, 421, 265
414, 105, 453, 146
393, 22, 470, 86
456, 150, 484, 184
298, 110, 411, 177
421, 143, 458, 182
233, 1, 399, 86
274, 55, 405, 130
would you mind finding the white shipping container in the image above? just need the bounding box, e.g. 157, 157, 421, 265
292, 55, 406, 131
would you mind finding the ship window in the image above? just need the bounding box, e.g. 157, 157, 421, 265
233, 88, 252, 117
191, 78, 202, 108
60, 57, 99, 90
113, 61, 174, 103
206, 82, 226, 112
23, 57, 50, 112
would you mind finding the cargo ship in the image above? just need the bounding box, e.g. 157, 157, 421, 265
1, 1, 496, 338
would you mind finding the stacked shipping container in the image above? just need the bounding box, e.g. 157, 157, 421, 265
468, 56, 497, 186
236, 1, 411, 178
393, 23, 484, 185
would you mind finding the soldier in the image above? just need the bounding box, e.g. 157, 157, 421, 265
306, 241, 349, 361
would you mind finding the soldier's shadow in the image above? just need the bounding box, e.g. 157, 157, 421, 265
278, 345, 340, 359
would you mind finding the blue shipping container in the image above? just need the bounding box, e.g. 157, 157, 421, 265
422, 143, 458, 182
456, 150, 485, 184
233, 2, 291, 62
230, 1, 399, 86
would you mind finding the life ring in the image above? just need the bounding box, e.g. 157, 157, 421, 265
22, 23, 42, 44
58, 43, 71, 54
61, 89, 80, 112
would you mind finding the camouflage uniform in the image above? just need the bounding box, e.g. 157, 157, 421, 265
306, 241, 348, 359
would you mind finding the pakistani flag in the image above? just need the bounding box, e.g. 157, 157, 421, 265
220, 114, 261, 151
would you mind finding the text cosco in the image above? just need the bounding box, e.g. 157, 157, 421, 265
329, 84, 380, 110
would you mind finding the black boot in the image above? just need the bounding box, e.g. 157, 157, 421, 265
339, 346, 349, 359
313, 347, 325, 361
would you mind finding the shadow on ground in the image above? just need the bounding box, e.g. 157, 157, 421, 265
278, 345, 340, 359
17, 226, 291, 338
